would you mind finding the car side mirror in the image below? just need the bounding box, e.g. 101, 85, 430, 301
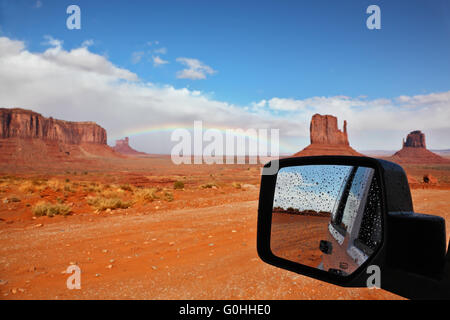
257, 156, 450, 300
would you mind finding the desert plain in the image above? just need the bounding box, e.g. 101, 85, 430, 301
0, 152, 449, 300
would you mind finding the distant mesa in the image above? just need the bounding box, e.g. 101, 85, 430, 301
0, 107, 121, 168
113, 137, 147, 156
293, 114, 363, 157
0, 108, 107, 144
389, 130, 449, 164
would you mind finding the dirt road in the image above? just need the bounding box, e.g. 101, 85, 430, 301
1, 194, 422, 300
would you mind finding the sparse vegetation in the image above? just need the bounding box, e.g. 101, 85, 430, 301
47, 179, 64, 192
32, 201, 71, 217
173, 181, 184, 190
163, 191, 174, 202
64, 184, 75, 193
7, 196, 21, 202
231, 182, 241, 189
19, 180, 46, 194
119, 184, 133, 192
87, 196, 131, 211
100, 189, 125, 199
200, 182, 217, 189
133, 187, 160, 202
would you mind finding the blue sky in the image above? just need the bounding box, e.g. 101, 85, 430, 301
0, 0, 449, 153
3, 0, 450, 103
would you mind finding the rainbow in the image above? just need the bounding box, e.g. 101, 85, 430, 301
113, 122, 299, 153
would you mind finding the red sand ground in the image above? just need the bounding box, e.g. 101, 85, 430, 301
0, 155, 449, 300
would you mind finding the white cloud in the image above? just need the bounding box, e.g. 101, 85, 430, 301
0, 37, 25, 55
131, 51, 144, 64
42, 35, 63, 52
176, 57, 216, 80
0, 36, 284, 153
38, 37, 138, 81
133, 46, 167, 65
153, 47, 167, 55
0, 35, 449, 153
81, 39, 94, 48
252, 99, 267, 109
262, 94, 450, 132
152, 55, 168, 67
257, 93, 450, 150
268, 95, 361, 111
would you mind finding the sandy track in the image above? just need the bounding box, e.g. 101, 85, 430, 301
0, 195, 411, 300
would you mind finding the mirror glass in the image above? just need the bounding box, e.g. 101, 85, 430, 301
270, 165, 382, 276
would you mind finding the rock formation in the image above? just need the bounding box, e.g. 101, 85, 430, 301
403, 130, 426, 148
294, 114, 363, 156
310, 114, 349, 145
0, 108, 107, 144
113, 137, 147, 156
0, 108, 120, 169
390, 130, 448, 164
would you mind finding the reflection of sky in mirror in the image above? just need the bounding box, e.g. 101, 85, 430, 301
341, 167, 374, 232
273, 165, 353, 213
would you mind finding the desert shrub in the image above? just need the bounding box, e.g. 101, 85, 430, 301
163, 191, 174, 202
18, 181, 34, 193
47, 179, 64, 192
64, 184, 76, 193
200, 182, 217, 189
231, 182, 241, 189
32, 202, 71, 217
8, 196, 21, 202
19, 180, 46, 194
119, 184, 133, 192
134, 188, 160, 202
87, 196, 131, 211
173, 181, 184, 190
100, 189, 125, 199
85, 183, 104, 193
32, 179, 46, 186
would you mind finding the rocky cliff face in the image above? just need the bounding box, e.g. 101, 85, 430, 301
310, 114, 349, 145
294, 114, 362, 156
403, 130, 426, 148
0, 108, 122, 171
0, 108, 107, 145
113, 137, 147, 156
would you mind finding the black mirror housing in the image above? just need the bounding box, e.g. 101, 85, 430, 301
257, 156, 450, 300
387, 211, 447, 279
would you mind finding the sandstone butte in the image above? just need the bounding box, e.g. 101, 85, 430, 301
0, 107, 120, 167
389, 130, 449, 164
113, 137, 147, 156
293, 114, 363, 157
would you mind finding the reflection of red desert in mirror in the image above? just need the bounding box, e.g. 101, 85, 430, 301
271, 213, 329, 268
